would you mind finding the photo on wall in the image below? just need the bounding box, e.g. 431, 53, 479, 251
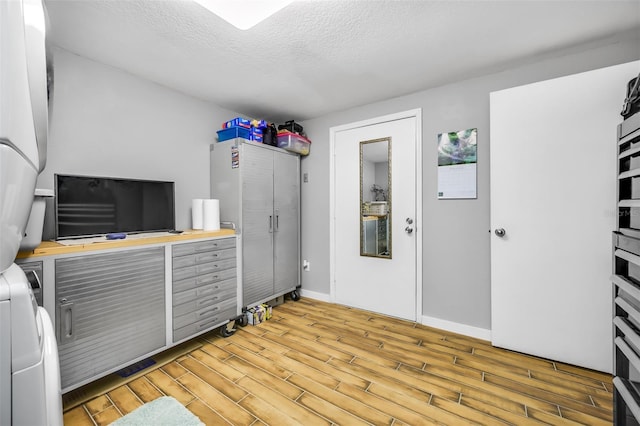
437, 128, 477, 199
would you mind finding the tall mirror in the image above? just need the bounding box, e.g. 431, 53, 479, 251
360, 137, 391, 258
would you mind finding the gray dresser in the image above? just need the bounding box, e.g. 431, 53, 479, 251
171, 237, 238, 342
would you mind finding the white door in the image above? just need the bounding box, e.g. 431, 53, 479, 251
331, 111, 421, 321
490, 61, 639, 373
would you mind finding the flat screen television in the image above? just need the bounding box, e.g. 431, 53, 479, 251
55, 174, 175, 239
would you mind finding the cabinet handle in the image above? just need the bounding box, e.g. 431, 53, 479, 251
59, 300, 75, 344
199, 307, 219, 317
275, 214, 279, 232
269, 215, 273, 233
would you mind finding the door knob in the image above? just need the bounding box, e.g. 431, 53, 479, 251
406, 218, 413, 225
494, 228, 506, 237
405, 226, 413, 234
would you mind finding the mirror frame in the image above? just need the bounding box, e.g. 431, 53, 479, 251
360, 136, 392, 259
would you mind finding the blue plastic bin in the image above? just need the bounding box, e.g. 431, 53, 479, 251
217, 127, 251, 142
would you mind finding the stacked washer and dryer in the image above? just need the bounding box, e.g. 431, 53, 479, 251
0, 0, 63, 425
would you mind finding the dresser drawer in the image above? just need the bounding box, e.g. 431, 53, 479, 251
173, 298, 236, 329
172, 306, 237, 342
173, 267, 236, 293
173, 258, 236, 282
172, 238, 236, 258
172, 248, 236, 269
173, 285, 237, 317
173, 277, 236, 306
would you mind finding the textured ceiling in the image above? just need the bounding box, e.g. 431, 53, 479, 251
44, 0, 640, 122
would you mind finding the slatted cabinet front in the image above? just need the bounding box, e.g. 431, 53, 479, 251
55, 247, 166, 391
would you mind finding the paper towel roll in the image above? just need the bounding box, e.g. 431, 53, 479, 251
203, 199, 220, 231
192, 199, 204, 230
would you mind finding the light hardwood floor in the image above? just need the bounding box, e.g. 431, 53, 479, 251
63, 297, 613, 425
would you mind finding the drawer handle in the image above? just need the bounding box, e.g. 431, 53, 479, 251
199, 307, 219, 317
197, 318, 218, 330
198, 296, 219, 306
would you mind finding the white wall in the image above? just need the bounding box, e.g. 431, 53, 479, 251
299, 36, 640, 332
39, 47, 243, 238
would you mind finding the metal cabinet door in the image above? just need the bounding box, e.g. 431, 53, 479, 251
55, 247, 165, 391
273, 151, 300, 294
241, 144, 275, 306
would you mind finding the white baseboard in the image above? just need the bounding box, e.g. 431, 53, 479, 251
294, 292, 491, 342
421, 315, 491, 341
299, 289, 331, 303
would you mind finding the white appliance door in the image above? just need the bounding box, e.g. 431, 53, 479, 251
490, 61, 639, 373
0, 0, 48, 270
40, 307, 63, 426
23, 0, 49, 172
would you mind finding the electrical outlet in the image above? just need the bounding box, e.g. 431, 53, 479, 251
303, 260, 310, 271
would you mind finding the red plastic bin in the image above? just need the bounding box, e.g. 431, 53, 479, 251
277, 131, 311, 156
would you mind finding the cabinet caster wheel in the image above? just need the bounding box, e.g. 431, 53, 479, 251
290, 290, 300, 301
220, 325, 236, 338
238, 314, 248, 327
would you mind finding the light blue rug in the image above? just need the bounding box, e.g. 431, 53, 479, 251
110, 396, 204, 426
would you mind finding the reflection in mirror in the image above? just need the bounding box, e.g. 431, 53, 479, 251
360, 137, 391, 259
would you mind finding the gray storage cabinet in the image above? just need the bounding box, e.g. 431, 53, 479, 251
210, 139, 300, 308
55, 247, 165, 390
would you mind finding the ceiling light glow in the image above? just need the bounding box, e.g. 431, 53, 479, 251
194, 0, 294, 30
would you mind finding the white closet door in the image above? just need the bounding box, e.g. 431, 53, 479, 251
490, 61, 639, 373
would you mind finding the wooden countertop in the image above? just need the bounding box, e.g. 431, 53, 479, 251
16, 229, 236, 259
